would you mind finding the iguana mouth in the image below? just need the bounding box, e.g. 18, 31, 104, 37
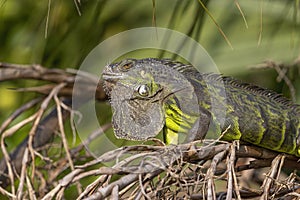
102, 72, 125, 82
102, 63, 127, 81
102, 66, 127, 94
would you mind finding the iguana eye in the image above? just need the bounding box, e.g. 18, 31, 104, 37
122, 63, 132, 70
137, 85, 149, 97
119, 60, 134, 71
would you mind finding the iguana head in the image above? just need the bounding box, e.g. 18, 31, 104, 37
102, 58, 198, 142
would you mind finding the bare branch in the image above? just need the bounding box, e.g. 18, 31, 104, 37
0, 62, 107, 101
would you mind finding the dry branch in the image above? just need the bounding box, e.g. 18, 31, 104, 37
0, 99, 71, 188
0, 62, 108, 189
0, 62, 107, 100
50, 142, 300, 199
250, 57, 300, 102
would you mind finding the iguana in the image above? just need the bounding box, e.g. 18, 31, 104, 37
102, 58, 300, 157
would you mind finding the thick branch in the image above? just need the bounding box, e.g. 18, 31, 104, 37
0, 62, 107, 101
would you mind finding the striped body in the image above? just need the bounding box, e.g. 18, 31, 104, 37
193, 72, 300, 156
102, 58, 300, 157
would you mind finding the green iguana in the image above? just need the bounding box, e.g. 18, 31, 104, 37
102, 58, 300, 157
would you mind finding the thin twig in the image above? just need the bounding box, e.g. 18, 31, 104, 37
27, 83, 67, 183
54, 94, 82, 194
0, 98, 42, 134
1, 113, 38, 197
16, 148, 29, 199
260, 154, 285, 200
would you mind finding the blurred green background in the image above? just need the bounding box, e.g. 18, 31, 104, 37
0, 0, 300, 198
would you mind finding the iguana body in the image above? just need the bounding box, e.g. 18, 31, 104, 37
102, 58, 300, 156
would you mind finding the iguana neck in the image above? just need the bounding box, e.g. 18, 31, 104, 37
163, 98, 199, 144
